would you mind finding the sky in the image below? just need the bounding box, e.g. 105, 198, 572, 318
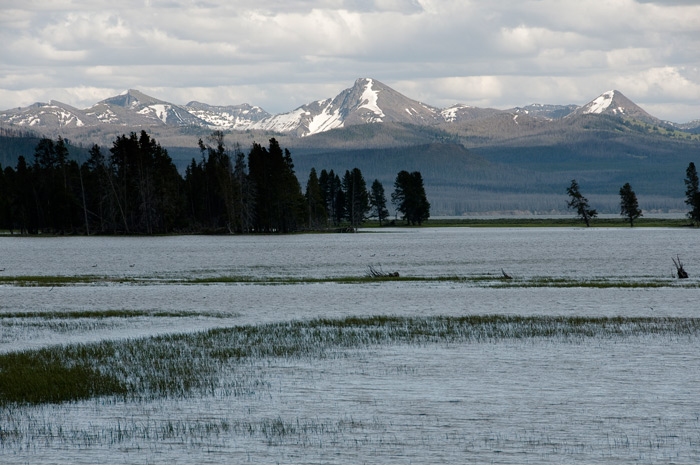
1, 0, 699, 123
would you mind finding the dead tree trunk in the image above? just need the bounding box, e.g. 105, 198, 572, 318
673, 256, 689, 279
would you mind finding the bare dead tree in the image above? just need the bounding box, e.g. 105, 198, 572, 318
367, 264, 399, 278
673, 256, 689, 279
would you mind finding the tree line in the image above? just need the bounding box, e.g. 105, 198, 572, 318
567, 161, 700, 227
0, 130, 430, 234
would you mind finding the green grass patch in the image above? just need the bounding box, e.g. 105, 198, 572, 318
0, 351, 127, 404
2, 315, 700, 406
0, 275, 137, 286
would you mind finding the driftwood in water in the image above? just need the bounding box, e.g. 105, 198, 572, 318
673, 256, 689, 279
367, 264, 400, 278
501, 269, 513, 280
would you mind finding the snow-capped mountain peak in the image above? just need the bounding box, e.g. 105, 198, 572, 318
573, 90, 659, 124
84, 90, 207, 127
582, 90, 617, 115
0, 79, 677, 136
250, 77, 442, 137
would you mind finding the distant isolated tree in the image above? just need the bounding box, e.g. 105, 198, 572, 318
684, 162, 700, 225
619, 182, 642, 227
566, 179, 597, 227
369, 179, 389, 225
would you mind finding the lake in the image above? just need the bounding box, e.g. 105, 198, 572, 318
1, 227, 699, 463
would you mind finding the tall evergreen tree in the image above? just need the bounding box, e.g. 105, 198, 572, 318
369, 179, 389, 225
0, 166, 8, 232
232, 143, 254, 233
13, 156, 36, 233
566, 179, 597, 227
80, 145, 105, 233
684, 162, 700, 225
109, 131, 183, 233
343, 168, 370, 227
392, 170, 430, 225
31, 137, 80, 233
305, 168, 327, 229
619, 182, 642, 227
248, 139, 304, 232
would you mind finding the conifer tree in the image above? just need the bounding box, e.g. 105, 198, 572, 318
305, 168, 327, 229
248, 139, 304, 232
684, 162, 700, 225
343, 168, 370, 227
369, 179, 389, 225
392, 170, 430, 225
619, 182, 642, 227
566, 179, 597, 227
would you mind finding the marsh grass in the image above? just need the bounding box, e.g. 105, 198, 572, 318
2, 315, 699, 406
0, 275, 136, 286
2, 272, 697, 288
188, 274, 700, 288
0, 310, 221, 319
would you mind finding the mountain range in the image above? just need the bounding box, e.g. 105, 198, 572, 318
2, 78, 697, 137
1, 78, 699, 215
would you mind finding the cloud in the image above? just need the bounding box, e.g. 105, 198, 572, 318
0, 0, 699, 122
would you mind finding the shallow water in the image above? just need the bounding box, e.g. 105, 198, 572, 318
1, 227, 698, 351
2, 228, 700, 463
1, 227, 698, 279
4, 336, 700, 464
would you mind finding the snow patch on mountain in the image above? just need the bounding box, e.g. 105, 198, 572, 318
138, 104, 171, 124
359, 78, 385, 120
308, 104, 344, 134
87, 107, 119, 124
585, 90, 615, 114
441, 105, 472, 122
256, 107, 308, 133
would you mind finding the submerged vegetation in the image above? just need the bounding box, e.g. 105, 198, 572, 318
2, 315, 700, 406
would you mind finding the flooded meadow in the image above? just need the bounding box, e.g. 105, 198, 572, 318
1, 227, 700, 463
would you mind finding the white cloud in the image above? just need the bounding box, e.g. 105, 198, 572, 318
0, 0, 699, 122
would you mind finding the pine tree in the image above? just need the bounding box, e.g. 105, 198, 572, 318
232, 143, 254, 233
619, 182, 642, 227
248, 139, 304, 232
305, 168, 327, 229
369, 179, 389, 225
684, 162, 700, 225
109, 131, 183, 233
343, 168, 370, 227
566, 179, 597, 227
392, 171, 430, 225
